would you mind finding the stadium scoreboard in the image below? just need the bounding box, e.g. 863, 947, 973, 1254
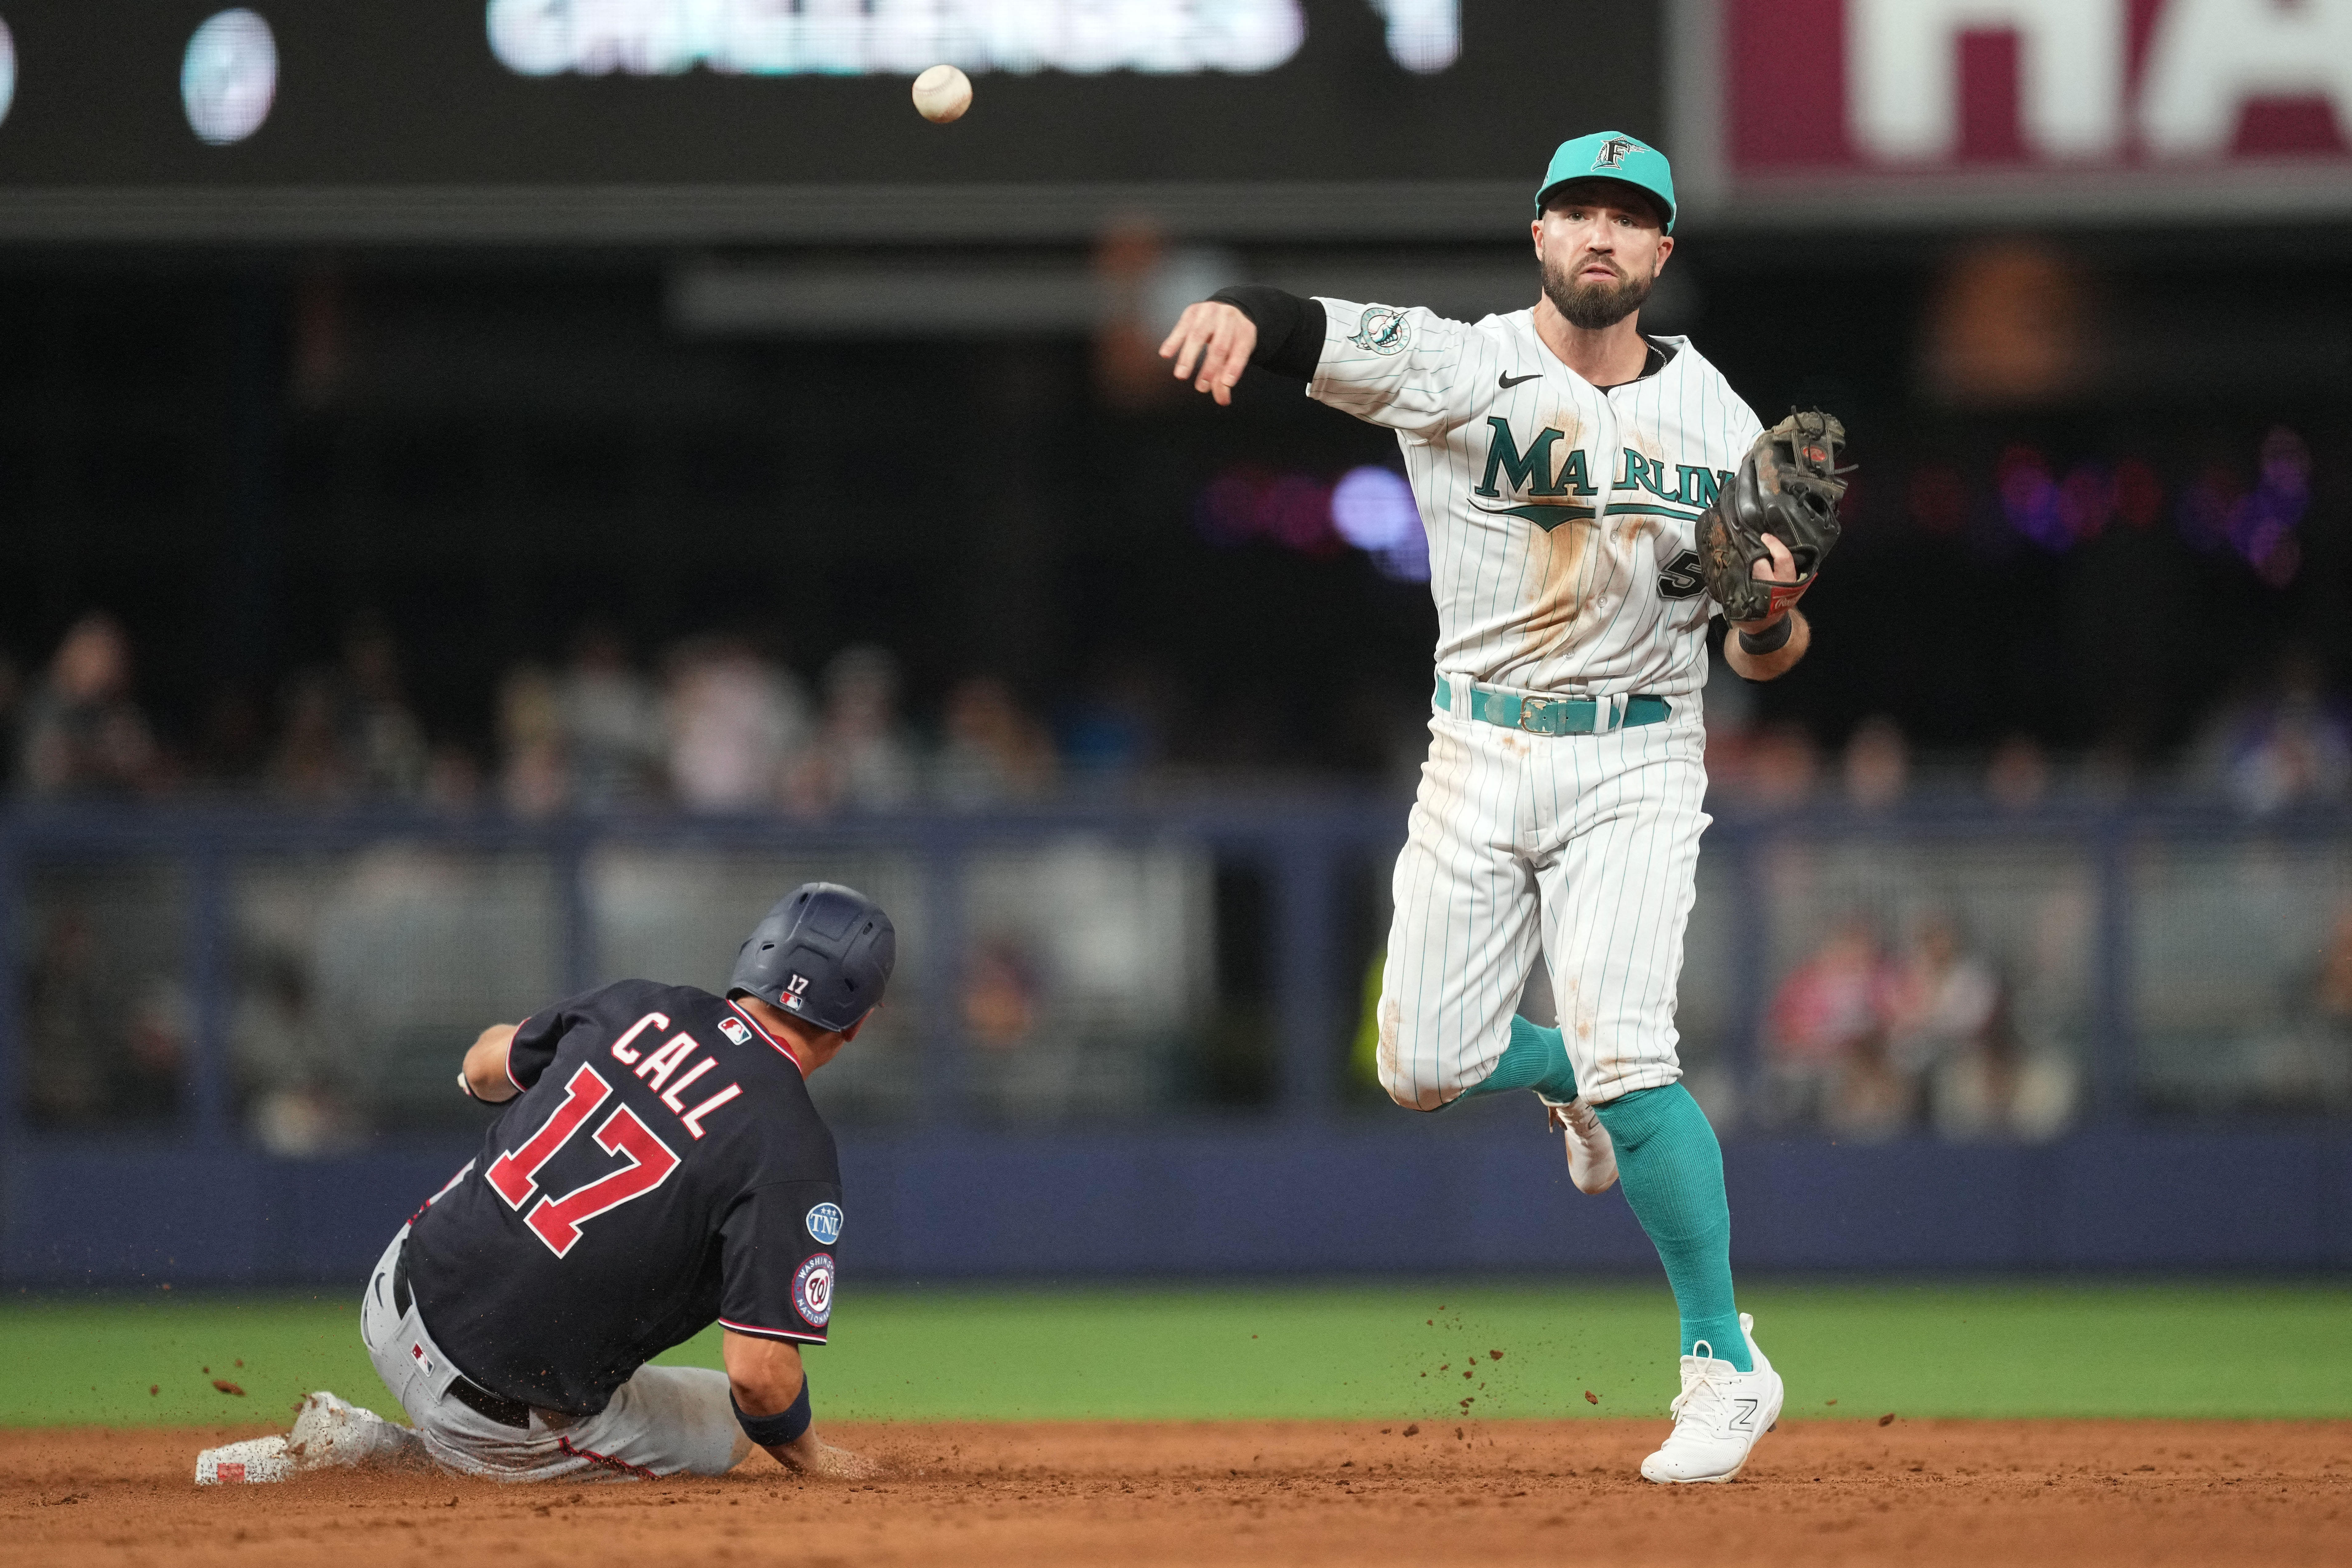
0, 2, 1652, 242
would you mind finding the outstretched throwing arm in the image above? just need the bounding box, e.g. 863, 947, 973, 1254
1158, 287, 1329, 405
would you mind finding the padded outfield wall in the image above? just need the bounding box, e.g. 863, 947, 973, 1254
4, 801, 2349, 1285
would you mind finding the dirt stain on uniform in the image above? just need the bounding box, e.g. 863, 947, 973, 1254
1520, 517, 1594, 664
1564, 979, 1596, 1044
1558, 976, 1606, 1091
1506, 406, 1601, 665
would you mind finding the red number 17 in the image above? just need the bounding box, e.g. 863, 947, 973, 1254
485, 1065, 681, 1258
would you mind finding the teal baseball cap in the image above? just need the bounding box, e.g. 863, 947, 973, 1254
1535, 131, 1676, 232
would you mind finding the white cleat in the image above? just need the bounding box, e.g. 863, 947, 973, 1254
287, 1390, 422, 1470
1544, 1097, 1618, 1194
1639, 1314, 1784, 1484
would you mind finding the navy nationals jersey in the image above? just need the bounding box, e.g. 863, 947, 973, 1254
406, 978, 844, 1416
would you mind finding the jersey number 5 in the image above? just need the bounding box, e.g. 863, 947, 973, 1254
1658, 549, 1707, 601
485, 1065, 682, 1258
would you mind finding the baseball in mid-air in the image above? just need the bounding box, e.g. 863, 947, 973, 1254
912, 64, 971, 124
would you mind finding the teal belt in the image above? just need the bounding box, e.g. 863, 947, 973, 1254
1433, 677, 1671, 737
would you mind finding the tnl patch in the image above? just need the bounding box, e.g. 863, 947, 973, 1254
804, 1202, 844, 1245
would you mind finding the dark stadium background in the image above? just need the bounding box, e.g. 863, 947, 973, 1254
1, 0, 2349, 1287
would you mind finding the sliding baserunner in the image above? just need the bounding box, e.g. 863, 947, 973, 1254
275, 884, 892, 1482
1158, 132, 1848, 1483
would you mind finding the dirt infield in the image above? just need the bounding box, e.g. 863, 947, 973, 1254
6, 1419, 2347, 1567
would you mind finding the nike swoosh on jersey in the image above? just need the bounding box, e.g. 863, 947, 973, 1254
1498, 371, 1542, 388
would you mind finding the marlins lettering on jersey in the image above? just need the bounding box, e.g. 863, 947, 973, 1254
1309, 297, 1762, 698
1471, 419, 1730, 603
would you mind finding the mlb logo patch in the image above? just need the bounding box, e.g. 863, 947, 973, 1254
718, 1017, 750, 1045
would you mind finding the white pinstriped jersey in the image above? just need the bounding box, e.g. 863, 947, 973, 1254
1310, 298, 1763, 699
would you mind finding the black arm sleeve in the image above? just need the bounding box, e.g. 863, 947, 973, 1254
1207, 286, 1327, 381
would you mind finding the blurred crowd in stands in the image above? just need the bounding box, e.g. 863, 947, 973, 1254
1699, 647, 2352, 815
1758, 896, 2352, 1137
6, 610, 2352, 813
1761, 912, 2078, 1141
2, 611, 1092, 813
15, 608, 2352, 1141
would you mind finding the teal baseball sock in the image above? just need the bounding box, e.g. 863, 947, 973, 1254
1460, 1017, 1582, 1102
1590, 1083, 1751, 1372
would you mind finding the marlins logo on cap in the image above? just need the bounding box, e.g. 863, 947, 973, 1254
1535, 130, 1677, 230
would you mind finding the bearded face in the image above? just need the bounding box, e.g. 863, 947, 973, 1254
1541, 246, 1655, 331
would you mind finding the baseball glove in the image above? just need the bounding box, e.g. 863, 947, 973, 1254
1696, 410, 1850, 625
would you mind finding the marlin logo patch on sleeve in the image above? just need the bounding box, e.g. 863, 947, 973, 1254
1349, 306, 1411, 356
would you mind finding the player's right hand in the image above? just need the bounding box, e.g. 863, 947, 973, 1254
1158, 302, 1257, 406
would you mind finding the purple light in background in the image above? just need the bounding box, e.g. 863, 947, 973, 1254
1330, 466, 1429, 581
2171, 429, 2309, 586
1997, 446, 2069, 552
1263, 473, 1339, 556
1193, 464, 1425, 577
2231, 426, 2310, 588
1191, 466, 1338, 556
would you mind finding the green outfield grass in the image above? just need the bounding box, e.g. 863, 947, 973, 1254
3, 1279, 2347, 1428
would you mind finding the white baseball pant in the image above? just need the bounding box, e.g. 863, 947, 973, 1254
359, 1226, 754, 1481
1377, 684, 1709, 1110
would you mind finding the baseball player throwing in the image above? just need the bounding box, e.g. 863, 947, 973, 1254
269, 883, 894, 1482
1161, 132, 1847, 1483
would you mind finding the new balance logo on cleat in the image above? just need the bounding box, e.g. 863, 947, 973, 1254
1639, 1314, 1785, 1485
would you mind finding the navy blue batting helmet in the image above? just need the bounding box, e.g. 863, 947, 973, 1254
728, 882, 896, 1034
